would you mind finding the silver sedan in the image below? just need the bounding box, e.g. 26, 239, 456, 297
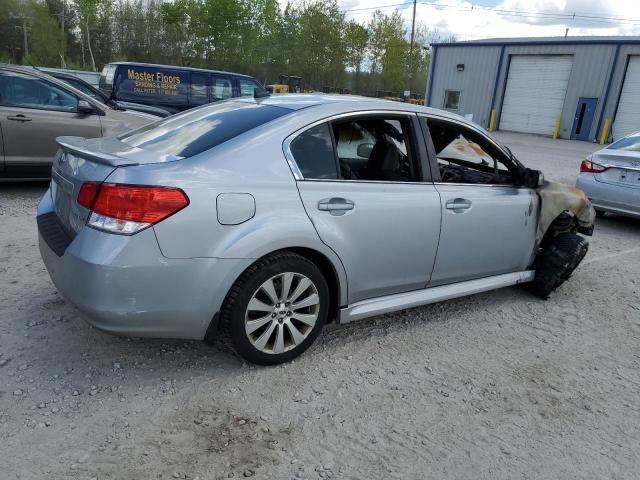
576, 131, 640, 219
37, 94, 595, 364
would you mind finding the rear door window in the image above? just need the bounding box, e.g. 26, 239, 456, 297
211, 76, 232, 101
190, 72, 209, 106
119, 102, 291, 158
289, 124, 338, 180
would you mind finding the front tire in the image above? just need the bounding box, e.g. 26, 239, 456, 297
220, 252, 329, 365
528, 233, 589, 299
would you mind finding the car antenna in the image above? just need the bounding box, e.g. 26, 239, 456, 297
254, 87, 271, 99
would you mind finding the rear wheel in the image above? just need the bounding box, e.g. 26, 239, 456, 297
595, 208, 606, 218
220, 252, 329, 365
528, 233, 589, 299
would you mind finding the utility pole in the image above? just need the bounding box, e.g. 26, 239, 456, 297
10, 14, 30, 59
408, 0, 417, 94
61, 0, 66, 67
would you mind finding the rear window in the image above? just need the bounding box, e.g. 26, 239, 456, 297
608, 134, 640, 152
119, 101, 291, 158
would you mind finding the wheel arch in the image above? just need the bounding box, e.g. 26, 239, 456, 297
539, 210, 579, 249
285, 246, 344, 324
207, 246, 347, 342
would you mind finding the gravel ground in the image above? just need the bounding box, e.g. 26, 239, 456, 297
1, 133, 640, 480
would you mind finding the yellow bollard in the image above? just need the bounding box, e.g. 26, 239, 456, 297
552, 115, 561, 139
600, 118, 611, 145
488, 109, 496, 132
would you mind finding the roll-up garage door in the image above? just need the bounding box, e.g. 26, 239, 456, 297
500, 55, 573, 135
613, 56, 640, 141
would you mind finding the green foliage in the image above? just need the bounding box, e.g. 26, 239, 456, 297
0, 0, 445, 96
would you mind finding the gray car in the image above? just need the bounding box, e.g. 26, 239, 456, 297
37, 95, 595, 364
0, 64, 158, 179
576, 131, 640, 219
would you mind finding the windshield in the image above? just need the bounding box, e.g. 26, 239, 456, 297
608, 134, 640, 152
119, 101, 291, 159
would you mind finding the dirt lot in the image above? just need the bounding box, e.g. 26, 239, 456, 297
1, 132, 639, 480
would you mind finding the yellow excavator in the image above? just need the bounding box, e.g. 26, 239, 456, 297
267, 75, 302, 94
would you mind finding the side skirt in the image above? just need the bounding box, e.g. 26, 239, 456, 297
337, 270, 535, 324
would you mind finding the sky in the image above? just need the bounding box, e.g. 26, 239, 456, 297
331, 0, 640, 43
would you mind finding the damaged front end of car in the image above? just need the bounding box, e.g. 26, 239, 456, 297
536, 180, 596, 245
524, 179, 595, 299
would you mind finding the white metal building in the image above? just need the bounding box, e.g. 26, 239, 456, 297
425, 37, 640, 142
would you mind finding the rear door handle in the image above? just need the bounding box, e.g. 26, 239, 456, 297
446, 198, 472, 212
318, 197, 355, 216
7, 114, 32, 122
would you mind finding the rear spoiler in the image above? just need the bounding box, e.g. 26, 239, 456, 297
56, 136, 139, 167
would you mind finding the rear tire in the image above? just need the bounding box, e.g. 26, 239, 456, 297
595, 209, 606, 218
528, 233, 589, 299
219, 252, 329, 365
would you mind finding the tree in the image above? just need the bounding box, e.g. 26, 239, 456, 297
74, 0, 111, 71
344, 21, 368, 93
25, 0, 65, 66
368, 10, 407, 93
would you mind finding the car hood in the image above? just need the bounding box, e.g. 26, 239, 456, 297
536, 180, 596, 243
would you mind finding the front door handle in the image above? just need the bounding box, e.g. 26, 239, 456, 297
318, 197, 355, 216
446, 198, 472, 212
7, 114, 32, 122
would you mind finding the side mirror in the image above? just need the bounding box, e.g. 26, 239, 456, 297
357, 142, 374, 158
77, 99, 96, 114
522, 168, 545, 188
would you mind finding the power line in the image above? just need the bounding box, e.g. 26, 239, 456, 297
416, 1, 640, 27
343, 0, 640, 28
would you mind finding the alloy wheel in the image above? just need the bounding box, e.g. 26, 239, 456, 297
244, 272, 320, 354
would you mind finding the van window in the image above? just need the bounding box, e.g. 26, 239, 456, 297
114, 65, 188, 105
239, 79, 261, 96
190, 72, 209, 106
99, 64, 117, 95
211, 76, 232, 101
119, 102, 291, 159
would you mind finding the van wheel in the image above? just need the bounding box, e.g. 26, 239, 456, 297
220, 252, 329, 365
528, 233, 589, 299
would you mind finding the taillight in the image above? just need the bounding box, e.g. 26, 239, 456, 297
77, 182, 101, 209
77, 183, 189, 235
580, 160, 608, 173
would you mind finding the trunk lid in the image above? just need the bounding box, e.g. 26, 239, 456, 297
592, 151, 640, 189
51, 135, 177, 236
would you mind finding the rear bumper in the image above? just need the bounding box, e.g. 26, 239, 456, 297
576, 174, 640, 219
37, 190, 253, 340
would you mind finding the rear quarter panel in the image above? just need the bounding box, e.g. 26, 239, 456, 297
104, 109, 351, 304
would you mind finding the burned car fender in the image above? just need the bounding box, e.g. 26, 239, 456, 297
535, 180, 596, 245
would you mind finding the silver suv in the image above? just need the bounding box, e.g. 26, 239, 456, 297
0, 64, 157, 179
37, 95, 595, 364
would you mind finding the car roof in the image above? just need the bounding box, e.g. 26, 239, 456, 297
234, 93, 465, 118
107, 62, 257, 79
